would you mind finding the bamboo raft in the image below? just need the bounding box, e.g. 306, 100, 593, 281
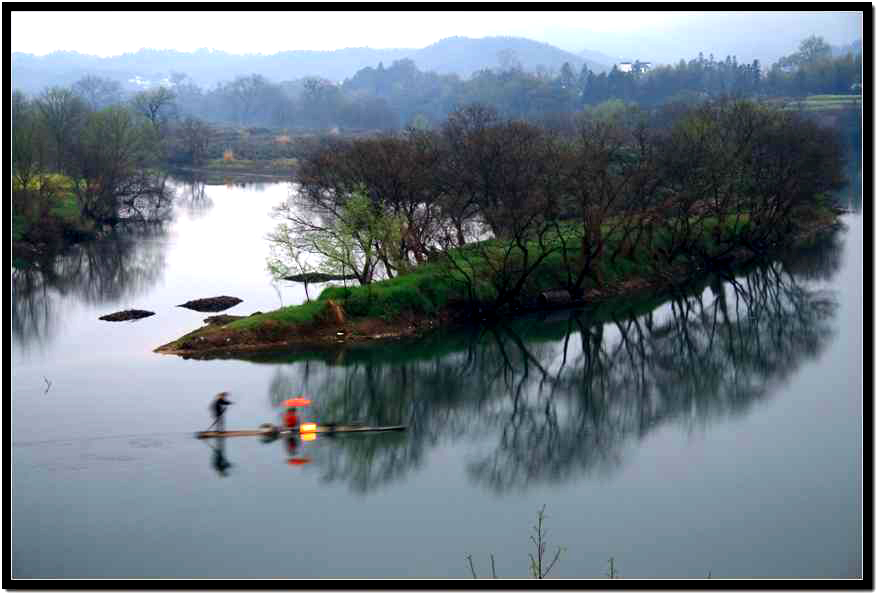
195, 424, 406, 439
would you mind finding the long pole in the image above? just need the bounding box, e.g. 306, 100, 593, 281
205, 414, 222, 431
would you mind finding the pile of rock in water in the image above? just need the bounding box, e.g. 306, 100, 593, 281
99, 309, 156, 322
99, 295, 243, 322
176, 296, 242, 312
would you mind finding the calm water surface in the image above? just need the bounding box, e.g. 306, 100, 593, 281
11, 177, 863, 579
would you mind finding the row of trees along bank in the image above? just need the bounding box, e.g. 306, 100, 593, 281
159, 35, 862, 130
268, 97, 846, 319
11, 86, 177, 252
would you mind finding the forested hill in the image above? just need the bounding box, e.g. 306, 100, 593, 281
409, 36, 607, 77
11, 36, 608, 93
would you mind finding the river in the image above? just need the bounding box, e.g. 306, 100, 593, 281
11, 173, 863, 579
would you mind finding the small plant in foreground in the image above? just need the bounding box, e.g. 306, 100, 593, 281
466, 504, 564, 579
606, 556, 618, 579
529, 505, 564, 579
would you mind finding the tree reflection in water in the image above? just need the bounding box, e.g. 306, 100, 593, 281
11, 224, 170, 351
175, 177, 214, 219
265, 228, 844, 494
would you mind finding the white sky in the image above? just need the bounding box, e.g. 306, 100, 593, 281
9, 10, 681, 55
10, 10, 862, 57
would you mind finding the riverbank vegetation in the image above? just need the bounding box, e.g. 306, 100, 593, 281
12, 35, 857, 264
156, 95, 845, 356
11, 88, 173, 258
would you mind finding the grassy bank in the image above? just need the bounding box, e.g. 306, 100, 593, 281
167, 123, 387, 184
170, 157, 297, 184
12, 174, 96, 261
154, 205, 839, 358
782, 94, 862, 111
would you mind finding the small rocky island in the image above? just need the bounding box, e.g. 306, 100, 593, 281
99, 309, 155, 322
177, 296, 243, 312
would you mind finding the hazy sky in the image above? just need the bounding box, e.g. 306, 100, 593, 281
11, 10, 862, 62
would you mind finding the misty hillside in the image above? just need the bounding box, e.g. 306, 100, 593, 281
10, 47, 413, 91
409, 36, 607, 77
11, 36, 609, 93
579, 48, 624, 66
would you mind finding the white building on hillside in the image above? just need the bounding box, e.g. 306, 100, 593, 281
617, 61, 653, 74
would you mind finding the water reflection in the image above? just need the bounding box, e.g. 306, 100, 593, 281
11, 225, 170, 350
262, 229, 843, 494
175, 178, 214, 218
210, 437, 233, 477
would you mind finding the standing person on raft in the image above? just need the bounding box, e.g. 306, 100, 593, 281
209, 392, 234, 432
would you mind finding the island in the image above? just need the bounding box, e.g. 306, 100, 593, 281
155, 97, 847, 358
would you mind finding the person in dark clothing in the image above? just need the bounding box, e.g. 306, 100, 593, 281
209, 392, 233, 432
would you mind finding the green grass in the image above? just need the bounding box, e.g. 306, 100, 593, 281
205, 158, 259, 169
12, 174, 91, 248
318, 263, 462, 319
214, 208, 825, 337
49, 193, 81, 222
12, 173, 75, 193
806, 94, 861, 102
227, 299, 331, 330
784, 95, 862, 112
203, 157, 296, 173
270, 158, 298, 169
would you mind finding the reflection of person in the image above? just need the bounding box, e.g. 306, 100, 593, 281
282, 396, 312, 466
285, 433, 311, 466
286, 434, 300, 457
209, 392, 233, 432
211, 438, 232, 477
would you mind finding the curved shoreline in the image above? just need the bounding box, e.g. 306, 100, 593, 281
154, 214, 843, 360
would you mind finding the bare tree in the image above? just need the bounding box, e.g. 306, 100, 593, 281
131, 86, 177, 133
294, 132, 444, 277
223, 74, 272, 126
437, 112, 562, 314
68, 106, 169, 225
35, 87, 87, 172
72, 75, 123, 111
177, 117, 212, 165
12, 91, 48, 190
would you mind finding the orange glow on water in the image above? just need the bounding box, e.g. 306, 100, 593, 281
300, 433, 317, 442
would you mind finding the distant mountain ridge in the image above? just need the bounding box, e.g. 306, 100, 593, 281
411, 36, 607, 76
11, 36, 610, 93
579, 48, 624, 67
